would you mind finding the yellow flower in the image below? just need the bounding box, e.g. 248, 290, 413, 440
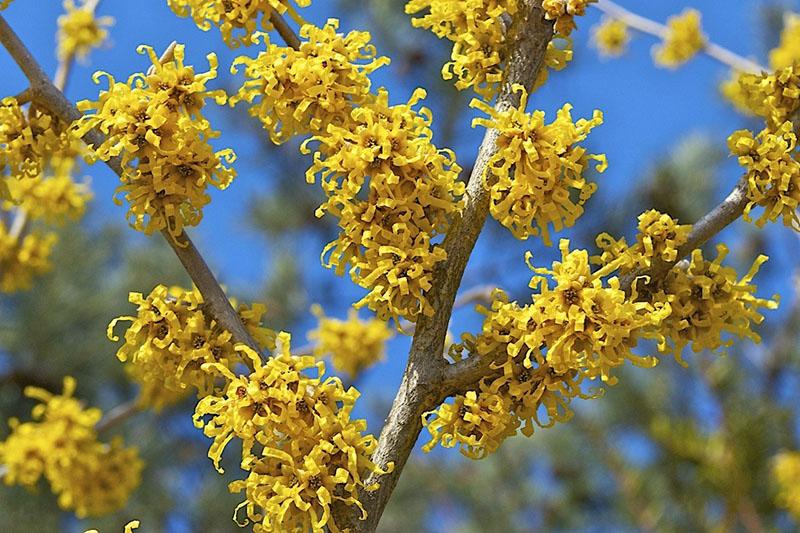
0, 222, 58, 293
653, 9, 706, 68
193, 333, 389, 532
728, 123, 800, 230
0, 377, 142, 518
769, 13, 800, 70
542, 0, 596, 37
57, 0, 114, 61
654, 244, 778, 362
230, 20, 389, 144
592, 17, 629, 57
108, 284, 275, 410
405, 0, 520, 99
5, 171, 92, 224
773, 450, 800, 519
1, 97, 74, 189
308, 304, 393, 379
303, 88, 464, 322
422, 390, 518, 459
471, 85, 606, 245
533, 36, 574, 91
591, 210, 692, 275
74, 44, 235, 238
0, 0, 13, 10
167, 0, 312, 48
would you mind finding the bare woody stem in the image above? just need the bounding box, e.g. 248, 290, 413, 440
0, 14, 259, 353
594, 0, 767, 73
331, 3, 555, 531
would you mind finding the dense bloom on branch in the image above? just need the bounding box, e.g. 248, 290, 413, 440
193, 334, 389, 532
471, 85, 606, 245
653, 9, 706, 68
167, 0, 311, 48
592, 209, 692, 273
108, 284, 276, 410
592, 17, 629, 57
5, 171, 92, 224
0, 377, 142, 517
773, 450, 800, 519
652, 244, 778, 360
542, 0, 596, 37
74, 44, 235, 238
308, 304, 393, 379
423, 390, 518, 459
230, 20, 389, 143
404, 0, 519, 99
57, 0, 114, 61
1, 97, 76, 196
303, 88, 464, 322
728, 123, 800, 230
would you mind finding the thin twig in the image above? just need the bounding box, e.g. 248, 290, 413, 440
594, 0, 767, 73
0, 14, 259, 353
95, 399, 139, 434
268, 7, 301, 50
331, 3, 555, 531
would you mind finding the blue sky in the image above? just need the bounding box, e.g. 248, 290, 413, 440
2, 0, 799, 483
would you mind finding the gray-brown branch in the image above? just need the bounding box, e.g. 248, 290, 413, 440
333, 3, 555, 531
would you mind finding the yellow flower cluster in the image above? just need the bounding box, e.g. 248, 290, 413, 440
471, 85, 606, 245
194, 334, 388, 532
57, 0, 114, 61
230, 20, 389, 144
1, 97, 76, 195
653, 9, 706, 68
774, 450, 800, 520
728, 122, 800, 230
592, 17, 629, 57
0, 377, 142, 518
308, 304, 393, 379
424, 239, 670, 457
427, 225, 777, 457
593, 209, 692, 272
303, 88, 464, 322
0, 0, 12, 10
404, 0, 520, 99
108, 284, 276, 410
167, 0, 311, 48
653, 244, 778, 360
75, 44, 235, 238
542, 0, 596, 36
0, 97, 89, 292
0, 224, 57, 292
4, 169, 91, 224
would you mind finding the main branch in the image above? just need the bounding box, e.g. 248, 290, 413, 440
0, 14, 259, 352
333, 3, 555, 531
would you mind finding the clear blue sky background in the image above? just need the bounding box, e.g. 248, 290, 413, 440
2, 2, 799, 528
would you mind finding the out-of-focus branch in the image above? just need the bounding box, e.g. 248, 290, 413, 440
333, 3, 555, 531
95, 399, 139, 434
0, 15, 259, 353
594, 0, 767, 73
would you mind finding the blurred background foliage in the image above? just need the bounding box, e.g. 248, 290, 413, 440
1, 0, 799, 531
